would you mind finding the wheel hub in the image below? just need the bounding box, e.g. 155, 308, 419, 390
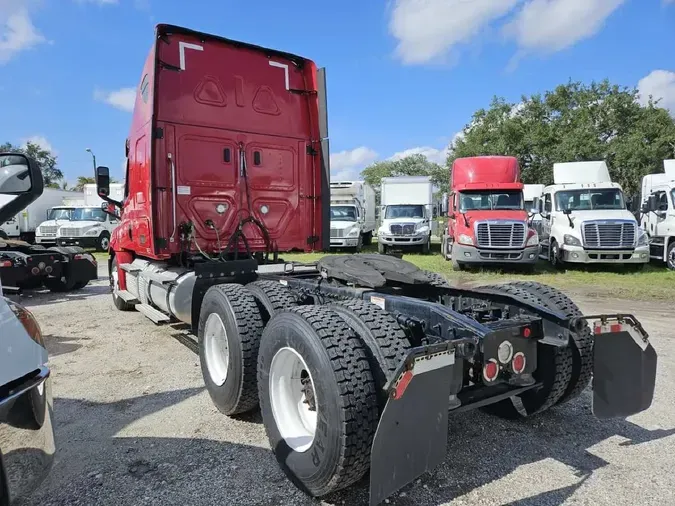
269, 347, 318, 453
203, 313, 229, 387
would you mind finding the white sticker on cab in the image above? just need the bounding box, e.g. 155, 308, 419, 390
177, 186, 191, 195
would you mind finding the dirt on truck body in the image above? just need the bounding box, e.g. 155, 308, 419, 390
93, 24, 658, 505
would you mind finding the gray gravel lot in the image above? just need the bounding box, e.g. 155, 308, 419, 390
10, 266, 675, 506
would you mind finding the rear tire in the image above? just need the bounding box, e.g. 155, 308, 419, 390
198, 284, 264, 415
363, 231, 373, 246
246, 280, 298, 323
257, 306, 378, 496
355, 234, 363, 253
326, 299, 410, 410
422, 235, 431, 254
667, 241, 675, 270
377, 242, 386, 254
73, 280, 89, 290
480, 282, 574, 419
44, 274, 77, 292
451, 257, 464, 271
502, 281, 593, 406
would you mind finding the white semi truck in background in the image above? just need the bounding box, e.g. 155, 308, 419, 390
640, 159, 675, 270
55, 183, 124, 251
329, 181, 376, 251
378, 175, 436, 254
536, 161, 649, 269
0, 188, 81, 243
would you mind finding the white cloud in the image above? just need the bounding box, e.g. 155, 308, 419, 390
637, 70, 675, 117
0, 6, 46, 65
504, 0, 626, 54
389, 145, 449, 165
94, 87, 137, 112
389, 0, 519, 65
22, 135, 56, 154
330, 146, 378, 181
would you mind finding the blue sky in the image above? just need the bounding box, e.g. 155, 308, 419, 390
2, 0, 674, 185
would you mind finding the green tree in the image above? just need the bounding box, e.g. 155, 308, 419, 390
361, 154, 448, 194
0, 141, 64, 187
73, 176, 95, 192
449, 80, 675, 194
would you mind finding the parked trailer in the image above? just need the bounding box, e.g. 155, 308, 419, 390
0, 159, 98, 292
329, 180, 376, 251
96, 24, 658, 506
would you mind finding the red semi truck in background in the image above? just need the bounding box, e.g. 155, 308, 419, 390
93, 24, 657, 506
441, 156, 539, 271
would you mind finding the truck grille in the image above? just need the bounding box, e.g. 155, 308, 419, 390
330, 228, 344, 238
59, 228, 80, 236
582, 221, 635, 249
40, 226, 57, 235
390, 224, 415, 235
475, 221, 526, 248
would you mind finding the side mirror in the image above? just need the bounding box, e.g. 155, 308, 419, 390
0, 152, 44, 224
647, 195, 656, 212
96, 166, 110, 198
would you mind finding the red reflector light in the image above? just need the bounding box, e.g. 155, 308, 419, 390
512, 352, 526, 374
0, 260, 11, 267
483, 359, 499, 382
523, 327, 531, 338
610, 324, 623, 333
392, 370, 414, 400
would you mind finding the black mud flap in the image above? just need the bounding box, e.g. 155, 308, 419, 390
369, 345, 457, 506
592, 326, 657, 419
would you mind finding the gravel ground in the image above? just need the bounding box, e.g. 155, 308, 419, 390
9, 265, 675, 506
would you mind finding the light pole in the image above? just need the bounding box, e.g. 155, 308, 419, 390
85, 148, 96, 175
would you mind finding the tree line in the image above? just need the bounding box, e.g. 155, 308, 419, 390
360, 80, 675, 196
1, 141, 116, 191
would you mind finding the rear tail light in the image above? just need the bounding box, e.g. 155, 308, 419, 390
45, 266, 53, 274
483, 359, 499, 382
522, 326, 532, 338
512, 352, 526, 374
0, 260, 11, 267
31, 267, 40, 275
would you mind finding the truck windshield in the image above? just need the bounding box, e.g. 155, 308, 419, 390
459, 191, 523, 211
48, 208, 73, 220
385, 205, 424, 219
330, 206, 357, 221
71, 208, 106, 222
554, 189, 624, 211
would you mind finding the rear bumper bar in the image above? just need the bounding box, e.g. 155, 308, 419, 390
368, 313, 657, 505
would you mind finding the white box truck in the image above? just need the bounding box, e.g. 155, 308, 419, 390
34, 195, 86, 246
329, 181, 376, 251
640, 159, 675, 270
536, 161, 649, 269
56, 183, 124, 251
0, 188, 82, 243
378, 176, 436, 254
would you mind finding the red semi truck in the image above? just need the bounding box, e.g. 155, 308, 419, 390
441, 156, 539, 271
94, 24, 657, 506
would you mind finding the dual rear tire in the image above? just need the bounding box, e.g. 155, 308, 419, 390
196, 282, 410, 496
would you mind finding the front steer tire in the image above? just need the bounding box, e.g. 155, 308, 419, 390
198, 284, 264, 416
257, 306, 378, 497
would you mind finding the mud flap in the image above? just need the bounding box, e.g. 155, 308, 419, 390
592, 326, 657, 419
369, 346, 456, 506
